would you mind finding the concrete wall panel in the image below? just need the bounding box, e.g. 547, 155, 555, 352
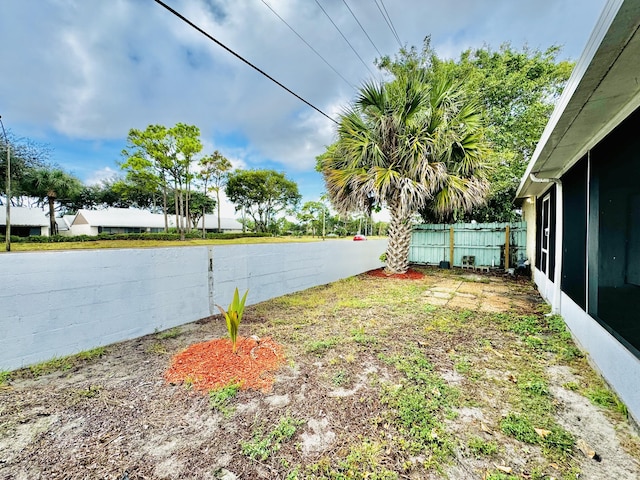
0, 240, 386, 370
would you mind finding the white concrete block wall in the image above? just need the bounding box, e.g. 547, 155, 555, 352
1, 248, 210, 370
0, 240, 386, 371
213, 240, 386, 306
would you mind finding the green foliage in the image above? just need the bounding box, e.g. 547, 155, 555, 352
27, 347, 106, 378
225, 169, 301, 233
216, 288, 249, 353
379, 350, 457, 466
467, 436, 498, 456
306, 440, 398, 479
241, 416, 302, 460
209, 383, 240, 416
305, 337, 339, 355
500, 413, 574, 458
0, 370, 11, 386
380, 39, 574, 222
20, 165, 83, 234
156, 327, 181, 340
318, 62, 489, 272
585, 387, 628, 416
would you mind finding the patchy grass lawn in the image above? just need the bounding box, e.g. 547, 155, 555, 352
1, 267, 639, 479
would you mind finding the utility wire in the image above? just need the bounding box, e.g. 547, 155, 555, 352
260, 0, 357, 90
313, 0, 376, 78
341, 0, 382, 58
374, 0, 402, 48
152, 0, 338, 124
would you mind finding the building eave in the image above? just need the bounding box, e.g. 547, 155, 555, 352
516, 0, 640, 199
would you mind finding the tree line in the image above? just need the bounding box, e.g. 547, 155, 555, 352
0, 125, 381, 237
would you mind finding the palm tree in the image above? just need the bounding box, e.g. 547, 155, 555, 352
23, 166, 83, 235
319, 69, 489, 274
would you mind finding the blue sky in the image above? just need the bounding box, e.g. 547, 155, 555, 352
0, 0, 608, 217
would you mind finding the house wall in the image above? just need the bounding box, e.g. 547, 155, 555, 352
69, 224, 98, 236
0, 240, 386, 371
522, 199, 537, 266
560, 292, 640, 424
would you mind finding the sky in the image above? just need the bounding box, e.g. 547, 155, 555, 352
0, 0, 608, 218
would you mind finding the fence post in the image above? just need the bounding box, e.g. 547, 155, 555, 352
449, 226, 455, 267
505, 224, 510, 270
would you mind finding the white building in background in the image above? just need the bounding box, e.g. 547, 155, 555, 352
68, 208, 243, 236
0, 206, 49, 237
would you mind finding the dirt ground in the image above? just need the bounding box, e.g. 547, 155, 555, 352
1, 268, 639, 479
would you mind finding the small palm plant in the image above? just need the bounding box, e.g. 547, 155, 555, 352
216, 288, 249, 354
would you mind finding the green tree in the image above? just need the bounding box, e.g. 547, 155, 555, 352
318, 68, 489, 274
0, 132, 49, 205
167, 189, 215, 229
120, 125, 172, 230
379, 39, 573, 222
120, 123, 203, 238
22, 166, 83, 234
166, 123, 202, 238
199, 150, 232, 235
296, 201, 329, 237
225, 169, 301, 233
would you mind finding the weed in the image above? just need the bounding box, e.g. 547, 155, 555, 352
379, 349, 457, 467
146, 342, 168, 355
332, 370, 349, 386
241, 415, 302, 460
27, 346, 107, 377
510, 315, 541, 336
75, 384, 102, 398
209, 383, 240, 416
157, 327, 181, 340
467, 436, 498, 456
500, 413, 574, 458
0, 371, 11, 386
519, 377, 549, 397
305, 337, 339, 355
351, 328, 377, 346
484, 472, 519, 480
453, 357, 471, 374
563, 381, 580, 391
585, 386, 628, 416
306, 440, 398, 479
30, 357, 73, 377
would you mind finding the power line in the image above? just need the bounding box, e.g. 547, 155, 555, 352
341, 0, 382, 58
374, 0, 402, 48
152, 0, 338, 124
260, 0, 357, 90
313, 0, 376, 78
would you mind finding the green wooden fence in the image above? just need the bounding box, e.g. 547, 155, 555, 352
409, 222, 527, 269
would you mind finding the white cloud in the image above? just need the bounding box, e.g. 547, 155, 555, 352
0, 0, 608, 199
85, 167, 119, 186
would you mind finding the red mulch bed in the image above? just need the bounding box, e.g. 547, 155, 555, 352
165, 336, 286, 393
366, 268, 425, 280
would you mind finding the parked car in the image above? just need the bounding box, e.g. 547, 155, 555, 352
353, 234, 367, 241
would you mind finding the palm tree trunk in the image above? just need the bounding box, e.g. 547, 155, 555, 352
48, 197, 56, 236
216, 189, 221, 233
385, 200, 411, 274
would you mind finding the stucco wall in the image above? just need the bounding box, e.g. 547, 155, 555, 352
560, 292, 640, 425
0, 240, 386, 370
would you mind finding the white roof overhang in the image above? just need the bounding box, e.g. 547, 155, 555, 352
516, 0, 640, 199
